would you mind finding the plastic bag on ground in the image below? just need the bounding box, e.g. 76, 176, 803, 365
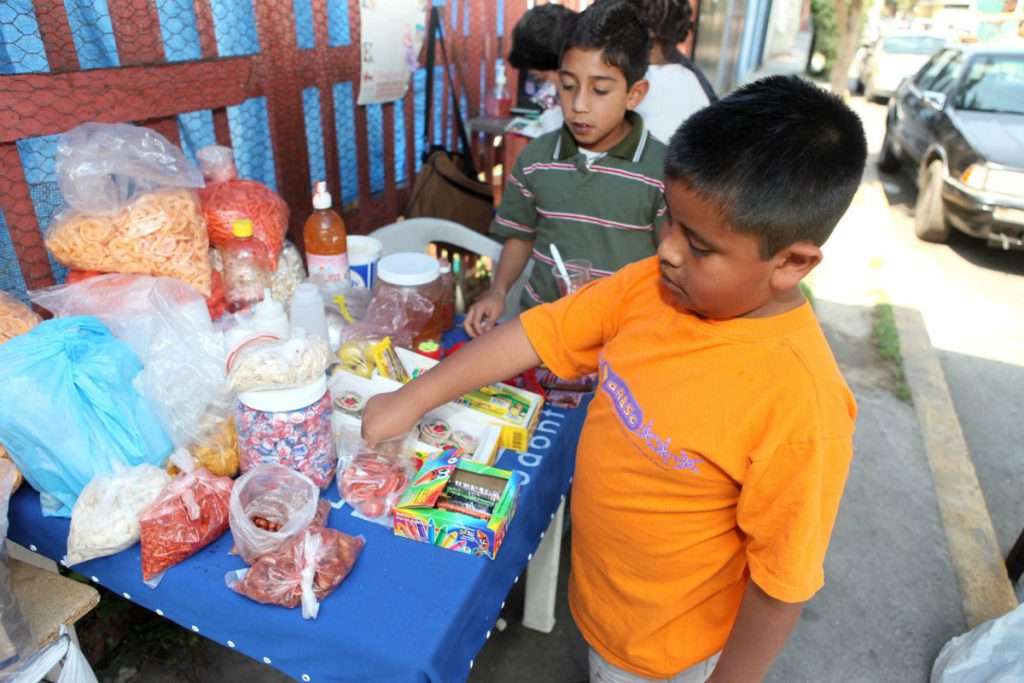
226, 527, 364, 619
229, 463, 320, 565
0, 626, 97, 683
139, 452, 233, 583
65, 464, 171, 567
0, 317, 173, 517
931, 603, 1024, 682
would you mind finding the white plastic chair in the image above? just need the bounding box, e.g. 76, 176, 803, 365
368, 217, 533, 322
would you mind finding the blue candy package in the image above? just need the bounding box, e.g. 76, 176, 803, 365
0, 316, 173, 517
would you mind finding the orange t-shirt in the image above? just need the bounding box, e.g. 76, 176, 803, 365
520, 257, 855, 678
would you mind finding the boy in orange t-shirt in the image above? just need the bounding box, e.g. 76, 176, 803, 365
362, 75, 868, 682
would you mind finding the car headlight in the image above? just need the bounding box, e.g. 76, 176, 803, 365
960, 163, 1024, 196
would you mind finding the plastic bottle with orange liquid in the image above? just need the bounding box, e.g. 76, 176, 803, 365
304, 181, 348, 285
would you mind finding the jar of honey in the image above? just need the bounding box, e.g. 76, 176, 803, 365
375, 253, 443, 349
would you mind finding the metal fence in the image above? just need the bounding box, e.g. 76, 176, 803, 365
0, 0, 594, 302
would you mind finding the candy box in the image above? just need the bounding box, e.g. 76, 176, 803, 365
327, 370, 502, 466
393, 449, 522, 560
394, 347, 544, 452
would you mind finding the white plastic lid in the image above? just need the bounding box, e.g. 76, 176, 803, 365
292, 282, 320, 303
312, 181, 332, 210
237, 375, 328, 413
377, 253, 441, 286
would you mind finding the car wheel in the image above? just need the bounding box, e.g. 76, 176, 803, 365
878, 126, 900, 173
914, 160, 950, 243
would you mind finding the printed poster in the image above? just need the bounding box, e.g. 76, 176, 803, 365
357, 0, 428, 105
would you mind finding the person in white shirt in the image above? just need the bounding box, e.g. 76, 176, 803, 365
627, 0, 718, 143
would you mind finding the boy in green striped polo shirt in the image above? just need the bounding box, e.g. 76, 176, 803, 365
464, 0, 667, 338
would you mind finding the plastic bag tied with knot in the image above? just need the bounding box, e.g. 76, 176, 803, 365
0, 317, 173, 517
226, 527, 365, 619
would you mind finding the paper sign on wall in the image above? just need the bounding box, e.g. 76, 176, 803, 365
357, 0, 428, 105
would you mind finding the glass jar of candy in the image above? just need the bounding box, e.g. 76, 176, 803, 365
235, 376, 336, 489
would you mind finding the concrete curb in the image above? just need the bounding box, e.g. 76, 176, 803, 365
860, 182, 1021, 628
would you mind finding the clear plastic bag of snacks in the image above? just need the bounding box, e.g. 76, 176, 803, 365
229, 463, 320, 565
139, 452, 233, 584
0, 292, 41, 345
336, 427, 417, 527
226, 527, 364, 619
65, 464, 171, 566
45, 123, 210, 295
226, 335, 332, 393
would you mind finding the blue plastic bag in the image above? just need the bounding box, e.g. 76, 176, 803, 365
0, 316, 173, 517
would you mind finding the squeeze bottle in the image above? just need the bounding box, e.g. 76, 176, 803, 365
251, 288, 291, 339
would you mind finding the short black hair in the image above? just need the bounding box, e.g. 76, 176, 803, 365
508, 4, 577, 72
632, 0, 695, 63
665, 75, 867, 258
561, 0, 650, 86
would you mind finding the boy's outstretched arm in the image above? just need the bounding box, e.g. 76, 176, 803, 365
361, 319, 541, 446
463, 237, 534, 338
706, 581, 804, 683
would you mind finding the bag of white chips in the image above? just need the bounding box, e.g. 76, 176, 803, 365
65, 463, 171, 566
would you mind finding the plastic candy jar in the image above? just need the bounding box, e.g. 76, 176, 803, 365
375, 253, 443, 348
235, 375, 336, 489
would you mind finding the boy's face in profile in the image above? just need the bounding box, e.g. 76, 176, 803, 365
558, 47, 648, 153
658, 179, 780, 320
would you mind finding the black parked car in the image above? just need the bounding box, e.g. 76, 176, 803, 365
880, 45, 1024, 249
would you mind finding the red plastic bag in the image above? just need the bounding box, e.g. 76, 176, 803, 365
139, 466, 233, 583
196, 145, 289, 269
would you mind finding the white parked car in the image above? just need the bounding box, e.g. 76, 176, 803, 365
859, 32, 949, 101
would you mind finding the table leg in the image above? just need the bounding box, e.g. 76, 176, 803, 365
522, 498, 565, 633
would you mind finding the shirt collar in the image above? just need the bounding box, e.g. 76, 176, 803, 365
554, 110, 648, 162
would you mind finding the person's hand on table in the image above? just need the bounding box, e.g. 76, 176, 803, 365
463, 289, 506, 338
361, 391, 423, 447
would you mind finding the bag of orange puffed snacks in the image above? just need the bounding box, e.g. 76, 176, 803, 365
44, 123, 212, 296
0, 292, 41, 345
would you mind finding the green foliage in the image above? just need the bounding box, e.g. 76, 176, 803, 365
870, 303, 913, 404
810, 0, 839, 77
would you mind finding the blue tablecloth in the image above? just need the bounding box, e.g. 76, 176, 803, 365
7, 397, 587, 683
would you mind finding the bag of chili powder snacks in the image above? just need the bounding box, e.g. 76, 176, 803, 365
139, 464, 233, 584
226, 527, 365, 619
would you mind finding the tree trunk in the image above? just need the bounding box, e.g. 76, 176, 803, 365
829, 0, 866, 96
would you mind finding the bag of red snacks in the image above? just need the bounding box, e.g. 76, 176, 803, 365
226, 527, 364, 619
139, 463, 233, 584
336, 428, 417, 527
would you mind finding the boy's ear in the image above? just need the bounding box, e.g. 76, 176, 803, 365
769, 241, 822, 292
626, 79, 649, 110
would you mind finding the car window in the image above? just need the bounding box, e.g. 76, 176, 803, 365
915, 50, 956, 89
954, 55, 1024, 114
927, 53, 966, 94
881, 36, 948, 54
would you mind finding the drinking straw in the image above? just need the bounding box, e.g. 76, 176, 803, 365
550, 244, 573, 293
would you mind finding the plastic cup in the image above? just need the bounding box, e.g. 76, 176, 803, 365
551, 259, 592, 297
348, 235, 383, 289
